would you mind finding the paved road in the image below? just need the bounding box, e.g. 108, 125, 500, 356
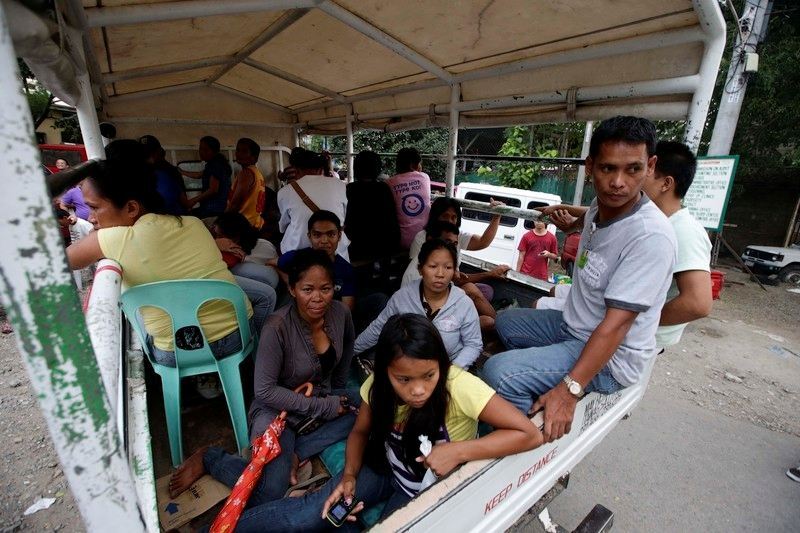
522, 384, 800, 532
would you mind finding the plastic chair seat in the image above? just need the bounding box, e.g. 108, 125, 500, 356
120, 279, 255, 467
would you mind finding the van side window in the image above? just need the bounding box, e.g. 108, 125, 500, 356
462, 192, 520, 227
523, 201, 549, 229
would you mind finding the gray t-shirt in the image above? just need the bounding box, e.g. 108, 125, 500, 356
563, 194, 677, 386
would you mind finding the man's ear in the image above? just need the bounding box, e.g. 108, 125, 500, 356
662, 175, 676, 193
646, 155, 657, 176
584, 156, 593, 176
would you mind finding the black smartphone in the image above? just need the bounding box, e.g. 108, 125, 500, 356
326, 496, 359, 527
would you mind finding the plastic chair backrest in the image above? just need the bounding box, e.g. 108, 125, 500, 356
120, 279, 252, 371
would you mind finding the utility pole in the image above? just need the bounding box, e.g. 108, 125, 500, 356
707, 0, 772, 156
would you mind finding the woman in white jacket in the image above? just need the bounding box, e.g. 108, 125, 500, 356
355, 239, 483, 369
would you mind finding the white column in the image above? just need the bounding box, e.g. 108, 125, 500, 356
572, 121, 593, 206
0, 3, 144, 529
684, 0, 726, 152
67, 29, 105, 160
346, 111, 354, 182
445, 83, 461, 197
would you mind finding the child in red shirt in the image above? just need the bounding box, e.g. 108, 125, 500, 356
516, 218, 558, 280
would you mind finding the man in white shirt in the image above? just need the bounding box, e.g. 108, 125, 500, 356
277, 149, 350, 259
643, 141, 712, 347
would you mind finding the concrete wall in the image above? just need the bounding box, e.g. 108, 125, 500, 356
36, 117, 63, 144
721, 168, 800, 254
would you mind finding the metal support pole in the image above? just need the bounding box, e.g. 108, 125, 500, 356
66, 28, 105, 160
684, 0, 727, 152
346, 111, 354, 182
445, 83, 460, 198
707, 0, 771, 155
572, 121, 593, 206
0, 3, 144, 529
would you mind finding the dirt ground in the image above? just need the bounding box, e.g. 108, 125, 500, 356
0, 262, 798, 532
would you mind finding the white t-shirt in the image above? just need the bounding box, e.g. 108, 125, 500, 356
401, 229, 473, 285
655, 208, 712, 348
277, 175, 350, 259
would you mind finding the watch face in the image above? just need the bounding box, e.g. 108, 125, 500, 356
568, 382, 581, 395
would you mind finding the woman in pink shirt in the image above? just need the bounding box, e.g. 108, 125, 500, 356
386, 147, 431, 249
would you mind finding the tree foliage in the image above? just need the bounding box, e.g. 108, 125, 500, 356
725, 3, 800, 171
308, 129, 449, 179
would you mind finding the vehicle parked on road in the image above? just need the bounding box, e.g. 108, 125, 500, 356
741, 244, 800, 285
456, 182, 561, 266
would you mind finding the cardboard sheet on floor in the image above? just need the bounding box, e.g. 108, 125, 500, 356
156, 474, 231, 530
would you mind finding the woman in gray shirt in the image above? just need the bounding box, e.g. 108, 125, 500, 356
168, 249, 358, 503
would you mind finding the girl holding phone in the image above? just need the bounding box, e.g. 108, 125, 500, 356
219, 313, 541, 531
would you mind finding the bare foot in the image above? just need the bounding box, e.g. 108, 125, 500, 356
168, 446, 209, 498
289, 453, 299, 486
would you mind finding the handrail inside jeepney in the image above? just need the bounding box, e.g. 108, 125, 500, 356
431, 194, 546, 223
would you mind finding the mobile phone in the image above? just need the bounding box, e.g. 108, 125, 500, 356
326, 496, 359, 527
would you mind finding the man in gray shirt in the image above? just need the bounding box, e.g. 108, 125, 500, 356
481, 116, 676, 443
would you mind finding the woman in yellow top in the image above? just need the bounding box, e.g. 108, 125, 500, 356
228, 137, 266, 231
66, 140, 275, 365
184, 314, 542, 530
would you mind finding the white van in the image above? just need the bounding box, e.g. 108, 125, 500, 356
455, 183, 561, 267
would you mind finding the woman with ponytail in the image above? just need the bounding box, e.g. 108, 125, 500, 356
66, 140, 275, 366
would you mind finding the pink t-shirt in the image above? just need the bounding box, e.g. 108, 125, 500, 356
518, 230, 558, 280
386, 171, 431, 249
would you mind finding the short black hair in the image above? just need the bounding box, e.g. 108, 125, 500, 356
655, 141, 697, 199
354, 150, 382, 181
396, 147, 421, 173
425, 220, 460, 240
589, 116, 657, 158
294, 148, 326, 171
213, 212, 258, 254
286, 248, 335, 287
200, 136, 221, 153
307, 209, 342, 231
56, 208, 70, 218
237, 137, 260, 160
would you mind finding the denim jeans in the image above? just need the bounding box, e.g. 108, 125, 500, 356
202, 462, 409, 533
148, 273, 274, 367
206, 389, 360, 504
150, 317, 256, 367
232, 261, 280, 290
480, 308, 623, 413
232, 274, 276, 335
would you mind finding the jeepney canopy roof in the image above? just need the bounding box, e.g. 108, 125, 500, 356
23, 1, 723, 138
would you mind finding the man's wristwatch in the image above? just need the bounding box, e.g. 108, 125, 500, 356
562, 375, 585, 398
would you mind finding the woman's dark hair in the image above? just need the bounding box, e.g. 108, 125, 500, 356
286, 248, 335, 287
396, 147, 422, 173
200, 135, 221, 153
417, 238, 458, 269
367, 314, 451, 476
214, 212, 259, 254
426, 196, 462, 231
88, 139, 166, 214
354, 150, 382, 181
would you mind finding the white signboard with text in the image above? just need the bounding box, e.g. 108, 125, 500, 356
683, 155, 739, 232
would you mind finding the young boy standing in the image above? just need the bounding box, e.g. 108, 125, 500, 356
516, 218, 558, 280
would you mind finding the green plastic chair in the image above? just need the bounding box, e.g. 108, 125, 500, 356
120, 279, 255, 467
